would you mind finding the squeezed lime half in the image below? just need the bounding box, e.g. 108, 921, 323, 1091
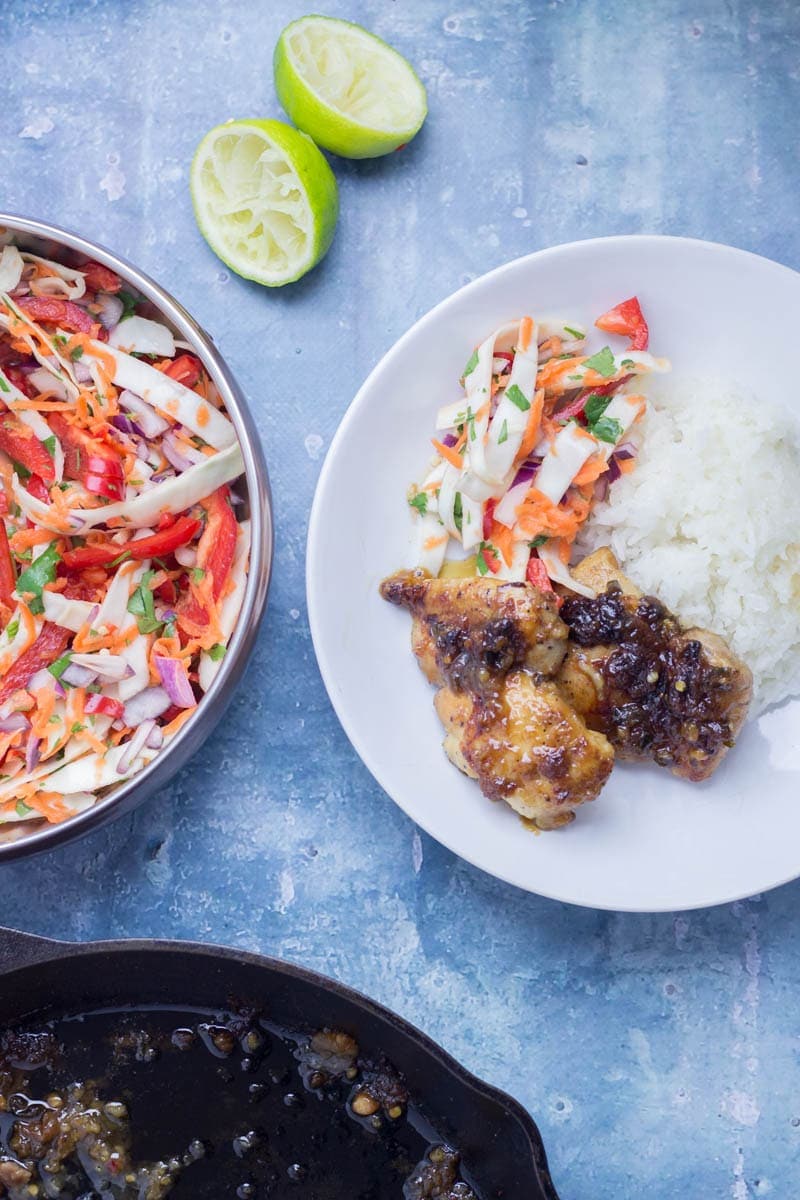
274, 15, 427, 159
190, 117, 339, 286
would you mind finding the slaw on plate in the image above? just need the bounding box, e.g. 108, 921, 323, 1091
0, 240, 249, 832
407, 297, 669, 596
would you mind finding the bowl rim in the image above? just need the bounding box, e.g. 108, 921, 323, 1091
0, 212, 274, 862
306, 233, 800, 912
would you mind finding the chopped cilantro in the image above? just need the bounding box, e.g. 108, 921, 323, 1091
5, 617, 19, 640
48, 654, 72, 680
453, 492, 463, 534
0, 375, 9, 393
409, 492, 428, 516
591, 415, 624, 444
118, 291, 140, 321
208, 643, 227, 662
43, 435, 56, 457
583, 346, 616, 377
529, 535, 549, 548
462, 349, 479, 379
476, 545, 489, 576
563, 325, 585, 340
16, 542, 61, 615
497, 419, 509, 445
69, 344, 84, 361
48, 714, 61, 724
620, 357, 635, 368
70, 721, 85, 735
15, 800, 32, 817
191, 567, 206, 584
127, 569, 162, 634
584, 394, 612, 425
505, 383, 530, 412
11, 458, 31, 482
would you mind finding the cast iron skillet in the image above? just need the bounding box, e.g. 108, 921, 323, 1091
0, 927, 559, 1200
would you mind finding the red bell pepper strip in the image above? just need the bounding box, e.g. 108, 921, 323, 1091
0, 412, 56, 483
25, 475, 51, 504
0, 622, 71, 706
17, 296, 94, 335
527, 555, 555, 593
3, 364, 37, 398
60, 515, 201, 571
163, 354, 203, 390
177, 487, 237, 631
556, 374, 634, 423
0, 523, 16, 613
82, 260, 122, 294
84, 694, 125, 719
595, 297, 649, 351
481, 544, 501, 575
482, 499, 496, 542
48, 414, 125, 502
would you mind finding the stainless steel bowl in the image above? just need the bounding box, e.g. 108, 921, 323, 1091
0, 213, 273, 861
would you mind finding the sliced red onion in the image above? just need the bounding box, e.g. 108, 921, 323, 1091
593, 474, 611, 503
117, 719, 156, 775
614, 441, 638, 460
0, 712, 31, 734
607, 457, 622, 484
95, 292, 124, 330
441, 432, 459, 448
122, 686, 171, 727
54, 679, 66, 699
110, 413, 143, 437
25, 733, 41, 773
61, 663, 97, 688
145, 725, 164, 750
161, 434, 195, 473
154, 656, 195, 709
118, 389, 170, 438
135, 440, 149, 459
73, 361, 93, 385
494, 461, 542, 527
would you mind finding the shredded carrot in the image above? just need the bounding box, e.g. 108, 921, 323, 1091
514, 388, 545, 465
432, 438, 464, 471
161, 708, 197, 739
9, 527, 57, 553
488, 520, 515, 568
518, 316, 534, 353
423, 534, 448, 551
572, 455, 609, 488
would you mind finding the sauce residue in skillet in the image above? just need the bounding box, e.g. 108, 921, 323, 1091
0, 1009, 479, 1200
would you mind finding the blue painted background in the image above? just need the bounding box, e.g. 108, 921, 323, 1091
2, 1, 799, 1195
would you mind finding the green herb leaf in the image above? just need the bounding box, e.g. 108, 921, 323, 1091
118, 291, 140, 321
16, 543, 61, 615
69, 344, 84, 361
505, 383, 531, 412
48, 654, 72, 680
127, 569, 162, 635
583, 346, 616, 378
11, 458, 31, 483
476, 546, 489, 576
584, 394, 612, 425
5, 617, 19, 640
409, 492, 428, 516
0, 375, 10, 394
70, 721, 86, 735
191, 567, 206, 584
15, 800, 32, 817
497, 419, 509, 445
591, 415, 624, 445
563, 325, 585, 340
529, 535, 549, 548
208, 643, 226, 662
42, 435, 56, 457
620, 358, 635, 368
453, 492, 463, 534
462, 349, 479, 379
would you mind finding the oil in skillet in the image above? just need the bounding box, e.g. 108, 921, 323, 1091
0, 1007, 478, 1199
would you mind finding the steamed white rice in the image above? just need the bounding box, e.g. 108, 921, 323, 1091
577, 377, 800, 713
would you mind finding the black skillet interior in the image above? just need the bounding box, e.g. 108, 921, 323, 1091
0, 928, 560, 1200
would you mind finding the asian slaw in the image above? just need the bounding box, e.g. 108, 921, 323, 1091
407, 297, 669, 596
0, 240, 250, 832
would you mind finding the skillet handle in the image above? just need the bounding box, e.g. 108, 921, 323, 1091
0, 926, 67, 973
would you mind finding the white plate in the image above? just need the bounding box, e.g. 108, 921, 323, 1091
307, 236, 800, 912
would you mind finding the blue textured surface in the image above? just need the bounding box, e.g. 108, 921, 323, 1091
2, 1, 800, 1196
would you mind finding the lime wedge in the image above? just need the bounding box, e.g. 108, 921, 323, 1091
190, 118, 338, 286
274, 15, 427, 159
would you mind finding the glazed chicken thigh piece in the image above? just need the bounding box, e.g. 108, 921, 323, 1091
558, 549, 753, 781
379, 569, 569, 684
435, 677, 614, 830
380, 569, 614, 828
